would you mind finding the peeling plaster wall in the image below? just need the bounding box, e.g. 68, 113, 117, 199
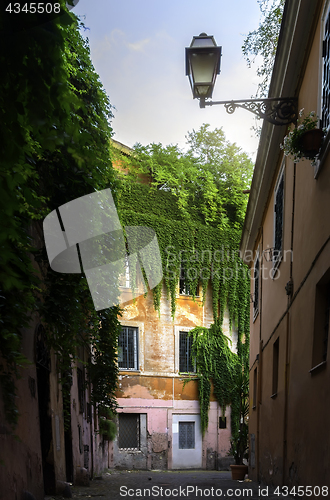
0, 362, 44, 500
69, 352, 111, 483
113, 283, 236, 470
0, 321, 67, 500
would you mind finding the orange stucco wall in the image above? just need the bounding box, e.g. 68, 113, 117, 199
114, 282, 236, 470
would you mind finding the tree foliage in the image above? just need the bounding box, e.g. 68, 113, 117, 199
242, 0, 285, 97
0, 3, 120, 427
116, 124, 253, 230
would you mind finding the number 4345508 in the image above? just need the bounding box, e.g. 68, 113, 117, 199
5, 3, 61, 14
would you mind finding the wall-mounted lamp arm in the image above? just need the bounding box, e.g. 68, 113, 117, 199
200, 97, 298, 126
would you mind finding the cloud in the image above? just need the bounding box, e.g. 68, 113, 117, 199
127, 38, 150, 52
91, 29, 125, 60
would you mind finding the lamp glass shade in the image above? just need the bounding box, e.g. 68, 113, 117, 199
189, 52, 219, 97
186, 34, 221, 100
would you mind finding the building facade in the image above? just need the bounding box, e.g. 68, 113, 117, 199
0, 318, 111, 500
240, 0, 330, 489
110, 139, 238, 471
113, 283, 235, 470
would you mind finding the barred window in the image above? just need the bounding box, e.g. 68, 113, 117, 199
179, 421, 195, 449
322, 7, 330, 131
179, 332, 195, 373
118, 327, 138, 370
118, 414, 140, 449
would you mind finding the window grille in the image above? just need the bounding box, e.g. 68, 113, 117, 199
118, 414, 140, 449
179, 332, 195, 373
322, 9, 330, 130
179, 421, 195, 449
118, 327, 138, 370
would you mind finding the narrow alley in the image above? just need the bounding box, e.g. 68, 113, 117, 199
56, 470, 297, 500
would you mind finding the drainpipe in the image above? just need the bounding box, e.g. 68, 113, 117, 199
282, 162, 296, 484
256, 229, 263, 481
257, 339, 263, 482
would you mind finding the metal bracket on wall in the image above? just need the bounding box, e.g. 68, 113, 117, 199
200, 97, 298, 125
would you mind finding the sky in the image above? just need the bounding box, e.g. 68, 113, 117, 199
72, 0, 263, 160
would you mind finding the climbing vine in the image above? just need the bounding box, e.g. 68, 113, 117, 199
0, 5, 120, 428
112, 132, 251, 437
114, 134, 252, 324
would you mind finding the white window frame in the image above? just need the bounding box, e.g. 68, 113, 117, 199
174, 326, 196, 374
118, 321, 144, 372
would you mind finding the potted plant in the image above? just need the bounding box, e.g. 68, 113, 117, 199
281, 109, 324, 165
98, 406, 117, 441
229, 369, 249, 480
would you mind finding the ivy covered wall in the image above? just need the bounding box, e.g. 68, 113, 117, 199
112, 134, 251, 435
0, 5, 120, 429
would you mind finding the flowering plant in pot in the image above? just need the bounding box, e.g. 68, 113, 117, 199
281, 109, 324, 166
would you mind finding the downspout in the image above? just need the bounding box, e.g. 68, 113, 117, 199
282, 161, 296, 484
256, 228, 263, 482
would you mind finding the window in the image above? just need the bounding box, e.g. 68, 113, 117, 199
179, 421, 195, 449
118, 326, 138, 370
118, 414, 140, 449
253, 367, 257, 409
119, 255, 131, 288
179, 265, 199, 296
322, 5, 330, 131
253, 252, 260, 320
272, 338, 279, 396
219, 416, 227, 429
273, 167, 285, 271
179, 331, 195, 373
77, 367, 85, 414
311, 276, 330, 371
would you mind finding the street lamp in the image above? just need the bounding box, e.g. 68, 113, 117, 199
185, 33, 297, 126
185, 33, 222, 100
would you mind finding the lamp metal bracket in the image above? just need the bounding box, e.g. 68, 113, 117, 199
200, 97, 298, 126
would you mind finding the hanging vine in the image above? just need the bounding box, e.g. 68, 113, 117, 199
112, 133, 251, 436
0, 6, 120, 428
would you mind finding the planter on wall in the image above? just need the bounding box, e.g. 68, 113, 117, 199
230, 464, 248, 480
299, 128, 324, 159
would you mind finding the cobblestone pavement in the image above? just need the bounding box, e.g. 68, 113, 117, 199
62, 470, 296, 500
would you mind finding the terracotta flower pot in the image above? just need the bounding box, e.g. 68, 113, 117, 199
230, 464, 248, 480
299, 128, 323, 159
